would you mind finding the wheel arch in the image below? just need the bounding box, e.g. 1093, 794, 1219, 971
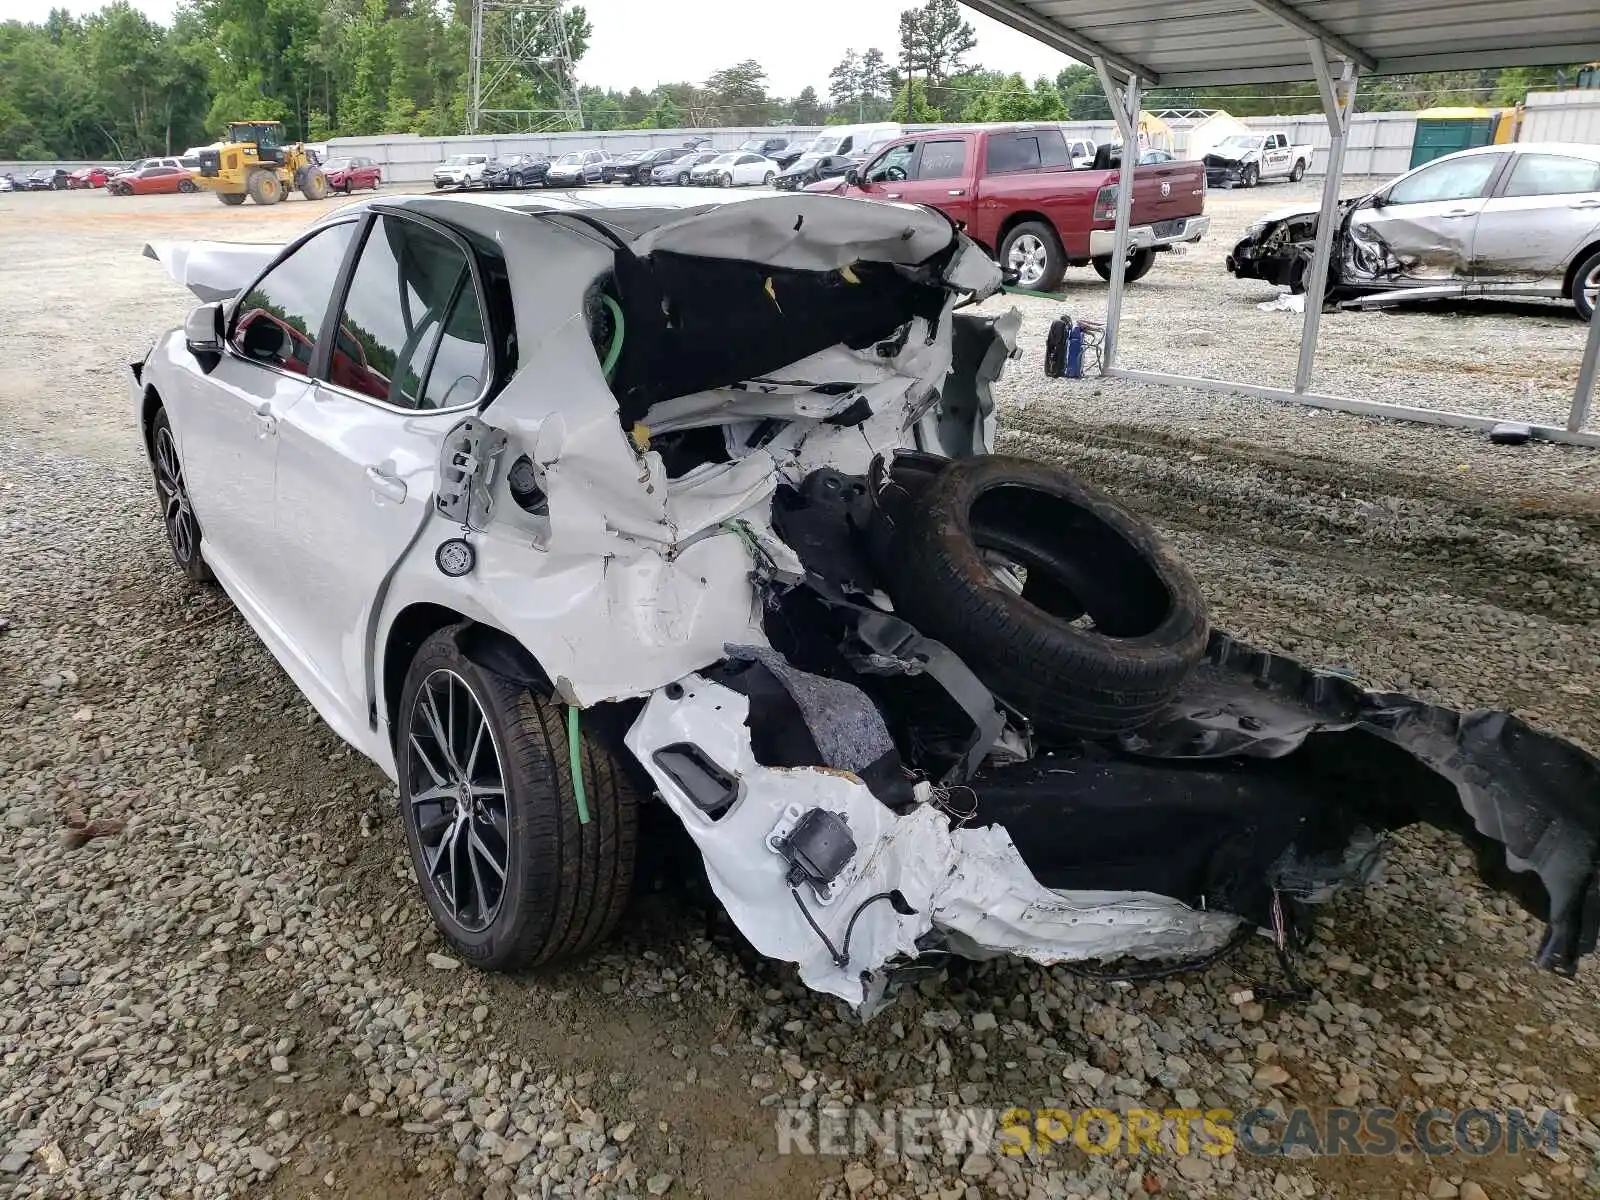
381, 605, 552, 750
995, 210, 1055, 252
138, 384, 165, 458
1560, 240, 1600, 301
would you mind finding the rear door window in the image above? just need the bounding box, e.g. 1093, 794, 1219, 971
986, 131, 1069, 174
328, 214, 488, 410
1502, 153, 1600, 197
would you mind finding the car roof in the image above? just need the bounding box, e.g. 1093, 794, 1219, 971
1418, 142, 1600, 166
347, 187, 773, 220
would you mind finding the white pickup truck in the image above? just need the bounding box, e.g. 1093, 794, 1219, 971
1202, 132, 1313, 188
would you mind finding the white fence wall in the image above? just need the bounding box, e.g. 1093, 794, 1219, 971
329, 114, 1420, 184
1521, 89, 1600, 145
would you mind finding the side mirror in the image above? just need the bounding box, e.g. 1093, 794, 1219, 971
185, 302, 224, 358
1369, 192, 1387, 209
844, 167, 861, 186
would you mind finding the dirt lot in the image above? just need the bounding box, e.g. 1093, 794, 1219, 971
1, 182, 1598, 1200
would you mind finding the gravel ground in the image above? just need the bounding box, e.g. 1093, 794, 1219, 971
2, 185, 1599, 1200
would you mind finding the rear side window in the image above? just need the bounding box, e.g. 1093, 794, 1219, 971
330, 215, 488, 410
916, 139, 968, 180
1503, 153, 1600, 198
986, 129, 1069, 174
230, 223, 357, 374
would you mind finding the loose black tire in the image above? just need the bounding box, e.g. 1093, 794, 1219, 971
147, 408, 214, 586
884, 456, 1208, 738
1290, 159, 1306, 182
1092, 247, 1156, 284
999, 220, 1067, 292
1242, 164, 1259, 188
218, 191, 246, 206
397, 629, 639, 969
1570, 247, 1599, 321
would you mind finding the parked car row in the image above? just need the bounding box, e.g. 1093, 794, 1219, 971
1, 156, 208, 196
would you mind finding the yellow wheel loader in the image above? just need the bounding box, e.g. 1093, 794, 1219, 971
195, 121, 329, 206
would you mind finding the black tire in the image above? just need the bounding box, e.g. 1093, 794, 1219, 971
178, 178, 197, 193
763, 171, 775, 186
883, 456, 1208, 738
1091, 247, 1156, 284
247, 169, 282, 205
341, 180, 353, 194
1290, 159, 1306, 183
1242, 164, 1259, 188
218, 192, 246, 206
999, 220, 1066, 292
1570, 247, 1599, 321
677, 172, 690, 186
396, 629, 638, 969
147, 408, 214, 586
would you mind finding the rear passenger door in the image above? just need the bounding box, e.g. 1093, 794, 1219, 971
1470, 151, 1600, 286
272, 211, 495, 741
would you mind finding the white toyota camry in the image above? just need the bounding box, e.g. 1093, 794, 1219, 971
135, 188, 1600, 1009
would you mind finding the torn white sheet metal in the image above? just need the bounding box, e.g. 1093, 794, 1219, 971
142, 240, 282, 302
630, 193, 967, 273
628, 677, 1243, 1009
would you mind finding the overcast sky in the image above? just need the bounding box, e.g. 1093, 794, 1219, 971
8, 0, 1079, 97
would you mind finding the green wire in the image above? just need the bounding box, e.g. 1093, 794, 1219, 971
566, 705, 590, 825
1000, 284, 1068, 300
600, 294, 624, 382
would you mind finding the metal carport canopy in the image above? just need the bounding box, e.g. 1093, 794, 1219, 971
958, 0, 1600, 447
959, 0, 1600, 88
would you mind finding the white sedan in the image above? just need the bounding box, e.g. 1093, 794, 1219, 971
134, 188, 1598, 1008
688, 151, 778, 188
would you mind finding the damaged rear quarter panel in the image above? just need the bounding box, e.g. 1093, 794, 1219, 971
375, 197, 1003, 727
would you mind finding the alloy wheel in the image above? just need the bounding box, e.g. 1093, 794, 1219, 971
1584, 262, 1599, 315
154, 425, 199, 566
406, 669, 510, 933
1008, 234, 1048, 288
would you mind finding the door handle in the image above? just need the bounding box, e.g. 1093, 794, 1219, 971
365, 466, 407, 504
885, 192, 902, 199
1571, 199, 1600, 209
1441, 209, 1474, 218
946, 189, 967, 196
253, 404, 277, 437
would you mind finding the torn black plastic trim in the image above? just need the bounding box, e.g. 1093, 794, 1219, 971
1124, 634, 1600, 973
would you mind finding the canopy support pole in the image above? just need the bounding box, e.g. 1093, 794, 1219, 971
1093, 57, 1140, 371
1572, 301, 1599, 433
1294, 44, 1358, 394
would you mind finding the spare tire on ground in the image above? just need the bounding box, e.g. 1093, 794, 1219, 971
882, 455, 1208, 738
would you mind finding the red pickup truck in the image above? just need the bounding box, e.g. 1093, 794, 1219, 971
816, 124, 1210, 292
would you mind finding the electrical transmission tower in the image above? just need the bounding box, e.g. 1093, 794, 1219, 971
467, 0, 584, 134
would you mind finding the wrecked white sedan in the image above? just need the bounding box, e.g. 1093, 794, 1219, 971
137, 190, 1600, 1012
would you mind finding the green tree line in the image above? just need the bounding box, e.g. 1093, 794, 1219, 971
0, 0, 1586, 160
